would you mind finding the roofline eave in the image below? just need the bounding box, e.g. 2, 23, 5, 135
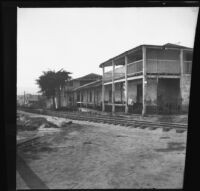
99, 44, 193, 68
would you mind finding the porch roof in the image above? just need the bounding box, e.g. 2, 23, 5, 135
73, 80, 102, 91
99, 43, 192, 68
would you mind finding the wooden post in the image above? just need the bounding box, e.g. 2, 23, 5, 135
112, 60, 115, 113
24, 91, 26, 105
75, 91, 77, 107
93, 89, 95, 108
125, 55, 129, 114
180, 49, 184, 75
73, 92, 75, 106
142, 46, 147, 116
180, 49, 184, 111
80, 91, 82, 107
97, 88, 99, 108
102, 67, 105, 112
86, 90, 88, 108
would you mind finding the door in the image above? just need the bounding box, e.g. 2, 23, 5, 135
109, 89, 112, 103
137, 84, 142, 103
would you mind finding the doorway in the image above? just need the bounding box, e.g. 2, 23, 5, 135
137, 84, 142, 103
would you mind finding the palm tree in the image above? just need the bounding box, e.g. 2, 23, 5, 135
36, 69, 72, 109
55, 69, 72, 108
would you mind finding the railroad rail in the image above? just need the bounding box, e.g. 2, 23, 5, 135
18, 108, 188, 133
17, 134, 53, 150
17, 136, 41, 148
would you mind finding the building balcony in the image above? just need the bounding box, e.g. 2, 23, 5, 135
146, 59, 180, 74
103, 60, 143, 83
103, 59, 192, 83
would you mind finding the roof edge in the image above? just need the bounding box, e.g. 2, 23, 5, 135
99, 43, 193, 68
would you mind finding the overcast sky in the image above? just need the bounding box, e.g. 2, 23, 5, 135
17, 7, 199, 95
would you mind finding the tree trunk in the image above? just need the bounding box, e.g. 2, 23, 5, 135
58, 87, 61, 109
52, 96, 56, 110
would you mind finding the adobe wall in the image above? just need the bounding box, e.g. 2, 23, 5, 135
82, 90, 87, 102
60, 91, 68, 107
96, 87, 102, 104
104, 83, 126, 102
102, 79, 157, 105
146, 78, 157, 106
115, 83, 124, 102
157, 78, 181, 110
104, 84, 111, 102
127, 80, 138, 103
77, 78, 159, 108
180, 75, 191, 111
45, 98, 53, 109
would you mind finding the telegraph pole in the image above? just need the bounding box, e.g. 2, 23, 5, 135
24, 91, 26, 105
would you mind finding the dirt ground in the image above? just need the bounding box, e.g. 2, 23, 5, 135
17, 111, 187, 189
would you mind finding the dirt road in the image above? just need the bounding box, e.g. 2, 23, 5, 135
17, 111, 187, 189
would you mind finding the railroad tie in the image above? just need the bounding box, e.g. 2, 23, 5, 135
125, 123, 132, 127
101, 121, 107, 124
124, 123, 131, 127
162, 127, 171, 132
119, 123, 125, 126
149, 126, 158, 130
176, 129, 185, 133
140, 125, 148, 129
106, 121, 113, 124
113, 122, 119, 125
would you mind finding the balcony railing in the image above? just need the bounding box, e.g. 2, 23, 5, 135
127, 60, 143, 75
146, 59, 180, 74
103, 66, 125, 82
103, 60, 143, 82
103, 59, 188, 83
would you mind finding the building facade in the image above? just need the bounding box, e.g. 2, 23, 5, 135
46, 73, 102, 109
73, 43, 193, 115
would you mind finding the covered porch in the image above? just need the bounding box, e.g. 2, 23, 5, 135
100, 44, 191, 115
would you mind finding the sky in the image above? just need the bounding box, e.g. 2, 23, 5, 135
17, 7, 199, 95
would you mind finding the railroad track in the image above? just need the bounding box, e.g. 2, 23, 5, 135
17, 134, 53, 150
18, 108, 188, 133
17, 136, 42, 150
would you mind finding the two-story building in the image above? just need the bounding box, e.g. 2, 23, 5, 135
74, 43, 193, 115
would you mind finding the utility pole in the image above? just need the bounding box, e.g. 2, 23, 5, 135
142, 46, 147, 116
24, 91, 26, 105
